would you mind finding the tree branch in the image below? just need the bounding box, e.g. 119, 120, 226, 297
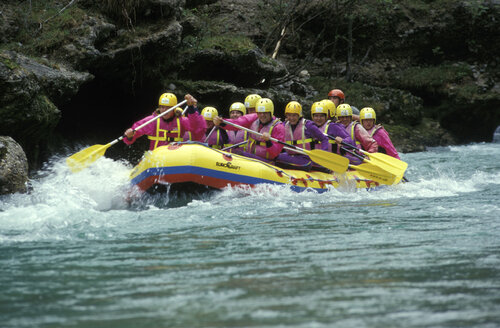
39, 0, 78, 30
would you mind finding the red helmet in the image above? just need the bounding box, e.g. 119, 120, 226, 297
328, 89, 345, 100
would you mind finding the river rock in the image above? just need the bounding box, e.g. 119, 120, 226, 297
494, 125, 500, 143
0, 136, 28, 195
0, 50, 92, 166
182, 47, 287, 87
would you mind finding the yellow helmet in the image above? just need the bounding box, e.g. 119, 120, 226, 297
336, 104, 353, 117
322, 99, 336, 118
244, 94, 262, 109
359, 107, 377, 122
311, 101, 328, 116
158, 93, 177, 107
285, 101, 302, 117
255, 98, 274, 116
201, 106, 218, 121
229, 102, 246, 115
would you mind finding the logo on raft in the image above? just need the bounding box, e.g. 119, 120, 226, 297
216, 162, 241, 170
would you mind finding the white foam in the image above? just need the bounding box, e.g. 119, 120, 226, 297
0, 153, 134, 242
1, 142, 499, 243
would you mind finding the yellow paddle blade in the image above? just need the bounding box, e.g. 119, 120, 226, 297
306, 149, 349, 173
365, 152, 408, 171
66, 144, 110, 173
351, 162, 399, 185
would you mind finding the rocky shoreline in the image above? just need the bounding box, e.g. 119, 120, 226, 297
1, 0, 499, 194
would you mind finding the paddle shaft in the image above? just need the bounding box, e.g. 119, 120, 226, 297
341, 146, 365, 161
109, 100, 188, 147
131, 100, 187, 136
323, 134, 363, 159
67, 100, 188, 172
221, 140, 247, 151
204, 126, 217, 143
221, 119, 349, 173
221, 119, 308, 155
340, 140, 373, 156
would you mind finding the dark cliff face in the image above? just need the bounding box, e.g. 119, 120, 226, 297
0, 0, 499, 168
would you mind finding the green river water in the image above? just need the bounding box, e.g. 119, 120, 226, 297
1, 142, 499, 327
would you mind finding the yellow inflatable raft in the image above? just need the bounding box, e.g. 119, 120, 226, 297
129, 142, 392, 193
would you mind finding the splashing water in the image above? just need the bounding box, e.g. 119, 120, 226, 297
0, 143, 499, 327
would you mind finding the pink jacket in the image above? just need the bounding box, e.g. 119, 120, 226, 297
346, 122, 378, 153
366, 126, 400, 159
223, 113, 285, 159
124, 110, 206, 150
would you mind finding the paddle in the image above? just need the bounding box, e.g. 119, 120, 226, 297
221, 140, 247, 151
339, 146, 400, 184
324, 134, 406, 175
328, 136, 408, 184
66, 100, 188, 173
340, 140, 408, 173
204, 126, 217, 143
221, 119, 349, 173
342, 143, 409, 183
352, 162, 401, 185
322, 134, 408, 184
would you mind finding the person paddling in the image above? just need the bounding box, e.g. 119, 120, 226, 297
201, 106, 228, 149
328, 89, 360, 115
225, 102, 248, 153
213, 98, 284, 162
244, 94, 262, 114
124, 93, 206, 150
310, 100, 354, 154
359, 107, 400, 159
274, 101, 330, 171
336, 104, 378, 164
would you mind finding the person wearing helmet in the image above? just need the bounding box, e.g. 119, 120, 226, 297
201, 106, 228, 149
328, 88, 360, 116
328, 89, 345, 107
213, 98, 284, 162
244, 94, 262, 114
310, 100, 355, 156
336, 104, 378, 163
124, 93, 206, 150
274, 101, 330, 171
359, 107, 400, 159
225, 102, 248, 153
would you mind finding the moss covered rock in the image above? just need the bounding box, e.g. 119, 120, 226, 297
0, 50, 91, 167
0, 136, 28, 195
180, 38, 287, 87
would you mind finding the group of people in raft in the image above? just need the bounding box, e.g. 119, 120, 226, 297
123, 89, 400, 172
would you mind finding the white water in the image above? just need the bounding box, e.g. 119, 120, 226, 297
1, 143, 500, 328
1, 143, 499, 243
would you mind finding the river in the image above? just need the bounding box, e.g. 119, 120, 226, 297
1, 142, 499, 328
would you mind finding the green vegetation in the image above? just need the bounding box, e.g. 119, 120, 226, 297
394, 63, 473, 89
0, 53, 20, 70
32, 94, 60, 126
1, 1, 87, 58
309, 76, 423, 125
309, 76, 392, 111
181, 5, 257, 57
198, 35, 256, 54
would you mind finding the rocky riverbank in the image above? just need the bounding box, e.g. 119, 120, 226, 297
1, 0, 499, 193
